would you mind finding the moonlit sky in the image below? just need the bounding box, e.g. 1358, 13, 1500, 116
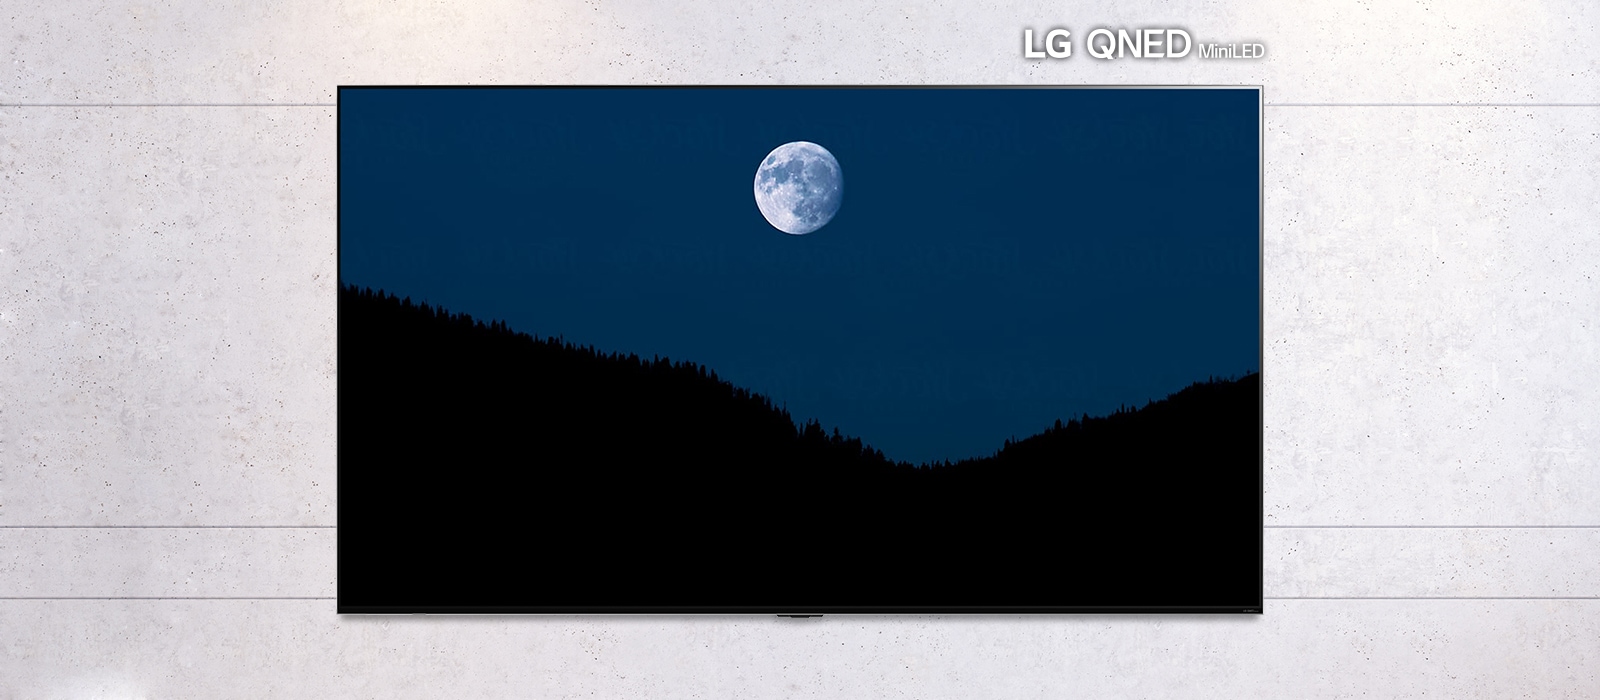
339, 87, 1260, 465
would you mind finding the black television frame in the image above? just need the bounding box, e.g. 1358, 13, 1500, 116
335, 85, 1264, 615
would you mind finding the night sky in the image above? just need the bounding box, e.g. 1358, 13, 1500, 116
339, 87, 1260, 465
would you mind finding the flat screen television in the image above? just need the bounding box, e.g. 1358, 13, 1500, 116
337, 86, 1262, 614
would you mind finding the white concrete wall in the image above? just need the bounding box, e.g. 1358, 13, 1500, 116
3, 1, 1597, 696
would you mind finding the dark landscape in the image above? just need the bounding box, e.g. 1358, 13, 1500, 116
339, 285, 1260, 611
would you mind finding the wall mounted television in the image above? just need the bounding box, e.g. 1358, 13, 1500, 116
337, 85, 1262, 614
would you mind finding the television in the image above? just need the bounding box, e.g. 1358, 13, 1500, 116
337, 86, 1262, 613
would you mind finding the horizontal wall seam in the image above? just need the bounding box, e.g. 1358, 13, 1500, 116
0, 103, 336, 107
1267, 596, 1600, 600
1270, 103, 1600, 107
0, 525, 337, 529
0, 596, 337, 600
1264, 525, 1600, 529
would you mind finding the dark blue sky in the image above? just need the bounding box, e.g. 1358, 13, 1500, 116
339, 87, 1260, 464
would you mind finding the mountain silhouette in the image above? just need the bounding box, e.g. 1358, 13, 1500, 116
338, 285, 1260, 611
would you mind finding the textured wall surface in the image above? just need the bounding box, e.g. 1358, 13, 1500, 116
3, 0, 1598, 697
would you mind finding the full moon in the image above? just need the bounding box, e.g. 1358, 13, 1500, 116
753, 141, 842, 235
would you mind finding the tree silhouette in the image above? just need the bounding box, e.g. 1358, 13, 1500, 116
339, 285, 1260, 611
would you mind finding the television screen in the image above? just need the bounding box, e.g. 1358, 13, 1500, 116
337, 86, 1262, 613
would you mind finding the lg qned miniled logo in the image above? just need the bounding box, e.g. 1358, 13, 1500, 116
337, 86, 1263, 614
1024, 28, 1265, 59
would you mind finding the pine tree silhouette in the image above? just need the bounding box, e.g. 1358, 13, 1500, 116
339, 284, 1260, 611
